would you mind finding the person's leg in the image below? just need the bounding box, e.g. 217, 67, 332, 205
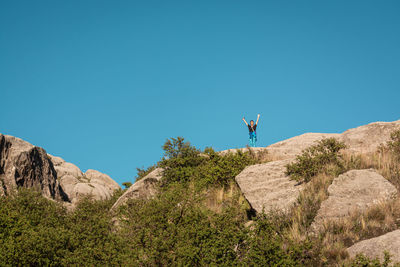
249, 137, 253, 147
250, 136, 255, 147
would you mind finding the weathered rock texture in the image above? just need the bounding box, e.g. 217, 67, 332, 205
341, 120, 400, 154
0, 134, 67, 200
0, 133, 120, 205
235, 159, 304, 213
312, 169, 397, 229
347, 229, 400, 263
111, 168, 163, 211
49, 155, 120, 205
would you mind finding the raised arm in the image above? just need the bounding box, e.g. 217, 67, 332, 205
242, 117, 248, 126
256, 114, 260, 125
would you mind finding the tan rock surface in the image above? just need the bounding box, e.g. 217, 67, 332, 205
341, 120, 400, 154
52, 156, 120, 205
347, 229, 400, 263
235, 159, 304, 213
111, 168, 163, 211
312, 169, 397, 229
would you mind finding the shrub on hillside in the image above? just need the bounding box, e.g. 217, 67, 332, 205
0, 189, 124, 266
118, 183, 250, 265
286, 138, 347, 183
159, 137, 255, 187
346, 251, 395, 267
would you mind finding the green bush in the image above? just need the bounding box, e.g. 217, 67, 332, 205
117, 183, 249, 266
160, 137, 255, 187
122, 181, 132, 189
0, 189, 125, 266
346, 251, 398, 267
116, 182, 310, 266
286, 138, 347, 182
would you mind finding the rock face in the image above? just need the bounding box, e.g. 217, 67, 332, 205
341, 120, 400, 154
0, 134, 67, 200
0, 133, 120, 205
347, 229, 400, 263
312, 169, 397, 229
265, 120, 400, 159
111, 168, 163, 211
235, 159, 304, 213
50, 155, 120, 205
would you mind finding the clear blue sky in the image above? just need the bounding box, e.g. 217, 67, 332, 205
1, 1, 399, 185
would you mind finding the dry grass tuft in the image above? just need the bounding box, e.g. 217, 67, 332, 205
203, 181, 250, 213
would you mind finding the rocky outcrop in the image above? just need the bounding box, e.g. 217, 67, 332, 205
0, 133, 120, 205
341, 120, 400, 154
50, 155, 120, 205
0, 134, 67, 200
312, 169, 397, 229
235, 159, 304, 213
347, 229, 400, 263
111, 168, 163, 211
265, 120, 400, 159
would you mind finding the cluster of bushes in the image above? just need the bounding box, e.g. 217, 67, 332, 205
118, 183, 310, 266
0, 189, 124, 266
156, 137, 256, 188
0, 188, 309, 266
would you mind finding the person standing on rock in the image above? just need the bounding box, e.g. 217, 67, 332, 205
242, 114, 260, 147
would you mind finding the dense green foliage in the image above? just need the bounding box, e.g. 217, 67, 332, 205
0, 189, 124, 266
160, 137, 256, 188
286, 138, 347, 182
0, 188, 308, 266
346, 251, 398, 267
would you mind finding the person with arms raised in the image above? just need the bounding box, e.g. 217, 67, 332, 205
242, 114, 260, 147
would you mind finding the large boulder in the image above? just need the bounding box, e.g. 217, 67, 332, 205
347, 229, 400, 263
312, 169, 397, 229
235, 159, 304, 213
0, 134, 67, 201
340, 120, 400, 154
50, 155, 120, 205
111, 168, 163, 211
